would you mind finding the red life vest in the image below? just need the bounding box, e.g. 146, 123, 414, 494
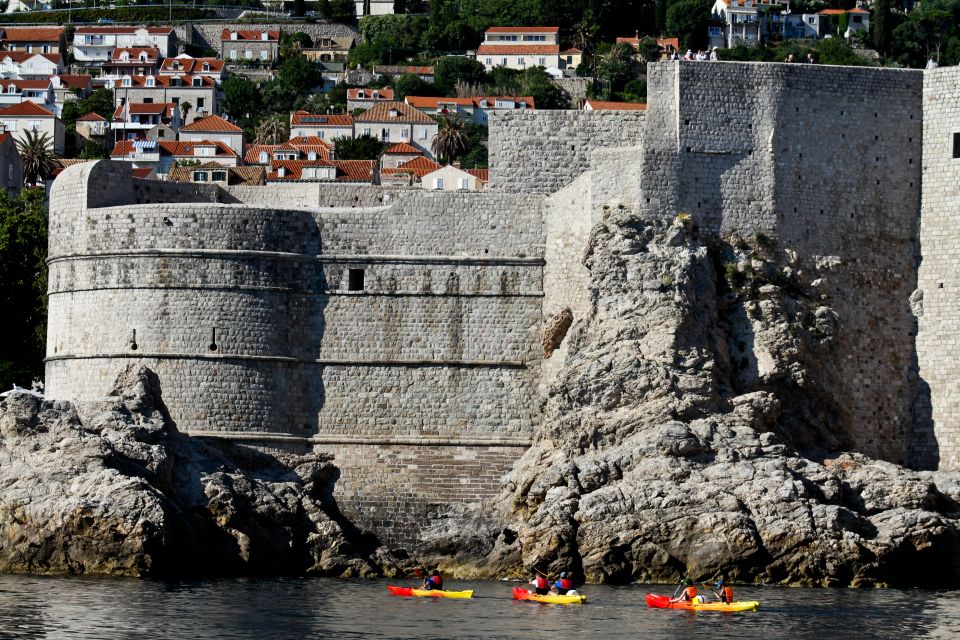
559, 578, 573, 590
683, 586, 697, 600
722, 585, 733, 602
534, 575, 549, 589
429, 575, 443, 589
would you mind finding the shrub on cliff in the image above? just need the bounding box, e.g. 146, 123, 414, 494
0, 188, 47, 391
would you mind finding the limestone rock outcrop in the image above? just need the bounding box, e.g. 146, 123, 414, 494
419, 211, 960, 587
0, 365, 382, 577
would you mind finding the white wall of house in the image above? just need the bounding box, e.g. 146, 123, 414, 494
291, 124, 353, 141
354, 121, 437, 152
1, 115, 63, 154
179, 131, 245, 155
421, 165, 482, 191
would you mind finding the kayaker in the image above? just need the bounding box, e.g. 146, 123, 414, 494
715, 577, 733, 603
422, 569, 443, 591
669, 578, 697, 603
530, 571, 550, 595
551, 572, 574, 595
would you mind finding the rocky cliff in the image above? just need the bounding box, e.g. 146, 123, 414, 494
0, 365, 389, 577
418, 211, 960, 587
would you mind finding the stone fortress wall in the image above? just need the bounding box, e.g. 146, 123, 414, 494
45, 61, 960, 545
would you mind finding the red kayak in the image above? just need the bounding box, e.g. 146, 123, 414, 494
646, 593, 759, 612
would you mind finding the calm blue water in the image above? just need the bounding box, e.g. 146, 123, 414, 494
0, 575, 957, 639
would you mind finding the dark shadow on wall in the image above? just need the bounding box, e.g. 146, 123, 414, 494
910, 301, 938, 470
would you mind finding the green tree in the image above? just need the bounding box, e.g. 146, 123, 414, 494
77, 139, 109, 160
281, 31, 313, 57
393, 73, 434, 99
16, 130, 56, 186
333, 134, 385, 159
329, 0, 356, 23
638, 36, 662, 63
255, 114, 289, 144
293, 0, 306, 17
434, 56, 488, 96
432, 116, 469, 163
873, 0, 892, 54
222, 76, 262, 122
520, 66, 569, 109
666, 0, 712, 52
595, 42, 640, 100
0, 187, 48, 390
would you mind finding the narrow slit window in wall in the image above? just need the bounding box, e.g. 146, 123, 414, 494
348, 269, 365, 291
953, 133, 960, 158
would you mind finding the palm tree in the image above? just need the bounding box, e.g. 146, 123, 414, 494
255, 115, 289, 145
431, 117, 468, 165
179, 101, 192, 125
16, 129, 56, 186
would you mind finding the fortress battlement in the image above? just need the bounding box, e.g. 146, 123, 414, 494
45, 61, 960, 543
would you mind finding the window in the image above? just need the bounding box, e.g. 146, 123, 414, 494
501, 58, 507, 66
518, 57, 525, 65
28, 120, 40, 131
172, 96, 180, 104
259, 151, 268, 163
143, 97, 153, 103
953, 132, 960, 159
245, 50, 253, 59
192, 77, 202, 87
709, 26, 722, 36
308, 151, 317, 160
851, 15, 862, 23
157, 129, 165, 138
260, 51, 268, 60
5, 85, 14, 94
348, 268, 364, 291
381, 128, 389, 141
485, 58, 492, 65
122, 77, 131, 87
538, 57, 545, 65
808, 17, 815, 23
434, 177, 444, 190
42, 45, 50, 53
230, 50, 237, 60
193, 171, 209, 181
458, 177, 469, 190
363, 127, 371, 136
212, 170, 227, 181
197, 98, 205, 109
419, 128, 428, 140
319, 130, 325, 139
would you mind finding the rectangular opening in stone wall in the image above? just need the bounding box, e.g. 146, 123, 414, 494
954, 133, 960, 159
348, 268, 365, 291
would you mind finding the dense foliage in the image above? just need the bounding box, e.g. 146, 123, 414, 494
332, 134, 385, 159
0, 188, 47, 391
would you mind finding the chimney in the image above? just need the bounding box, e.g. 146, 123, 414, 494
635, 30, 639, 39
453, 161, 462, 169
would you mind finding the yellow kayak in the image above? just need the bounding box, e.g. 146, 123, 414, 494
646, 594, 759, 612
513, 587, 587, 604
387, 585, 474, 599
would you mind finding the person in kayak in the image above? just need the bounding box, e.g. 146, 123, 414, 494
422, 570, 443, 591
714, 577, 733, 603
551, 572, 574, 595
669, 578, 697, 603
530, 571, 550, 595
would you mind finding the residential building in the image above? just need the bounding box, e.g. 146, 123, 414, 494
168, 161, 265, 186
0, 52, 63, 80
289, 111, 353, 142
421, 164, 487, 191
113, 75, 218, 122
560, 48, 583, 69
102, 48, 162, 81
179, 114, 245, 155
0, 79, 54, 111
73, 26, 176, 64
0, 132, 23, 192
809, 8, 870, 39
346, 87, 394, 112
76, 111, 109, 139
245, 137, 333, 165
709, 0, 785, 49
267, 158, 375, 183
380, 155, 441, 185
380, 141, 422, 169
111, 101, 181, 142
220, 30, 281, 64
0, 27, 65, 54
404, 95, 534, 126
302, 36, 354, 63
354, 101, 438, 155
0, 100, 64, 155
160, 56, 226, 83
51, 75, 94, 116
616, 35, 680, 60
354, 0, 394, 17
372, 65, 434, 82
475, 27, 560, 71
583, 99, 647, 111
110, 139, 239, 175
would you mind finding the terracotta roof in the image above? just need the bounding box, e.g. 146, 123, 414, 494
560, 48, 582, 54
111, 139, 237, 158
466, 168, 489, 182
169, 162, 264, 185
77, 112, 106, 122
160, 57, 224, 74
290, 111, 353, 127
333, 159, 375, 182
131, 167, 155, 179
355, 101, 435, 124
268, 159, 335, 181
584, 100, 647, 111
818, 7, 869, 13
0, 51, 61, 64
658, 37, 680, 49
0, 132, 10, 144
384, 142, 423, 155
381, 156, 441, 179
0, 101, 54, 117
53, 74, 93, 89
476, 44, 560, 55
220, 29, 280, 41
1, 79, 50, 91
114, 75, 216, 88
486, 26, 558, 33
347, 87, 394, 101
180, 114, 243, 133
289, 135, 332, 148
472, 95, 535, 108
76, 26, 173, 34
0, 27, 64, 42
244, 143, 297, 164
405, 96, 473, 109
110, 47, 161, 62
128, 102, 174, 115
373, 65, 434, 75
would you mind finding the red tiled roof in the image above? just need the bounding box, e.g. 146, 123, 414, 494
128, 102, 174, 115
584, 100, 647, 111
0, 101, 54, 117
405, 96, 473, 109
560, 47, 582, 54
77, 112, 106, 122
472, 95, 535, 108
617, 36, 680, 51
355, 101, 435, 124
466, 168, 489, 182
245, 143, 296, 164
384, 142, 423, 155
111, 139, 237, 157
160, 57, 224, 74
373, 65, 434, 75
54, 74, 92, 89
333, 159, 375, 182
290, 111, 353, 127
220, 29, 280, 41
0, 51, 61, 64
131, 167, 155, 179
347, 87, 394, 101
1, 79, 50, 91
113, 75, 216, 88
382, 156, 442, 179
110, 47, 161, 62
486, 26, 558, 33
818, 7, 869, 13
75, 26, 173, 34
0, 27, 64, 42
0, 132, 10, 144
476, 44, 560, 55
267, 159, 335, 181
180, 114, 243, 133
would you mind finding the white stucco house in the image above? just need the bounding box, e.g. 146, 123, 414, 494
474, 27, 560, 71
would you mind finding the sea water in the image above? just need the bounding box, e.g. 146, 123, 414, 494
0, 575, 956, 639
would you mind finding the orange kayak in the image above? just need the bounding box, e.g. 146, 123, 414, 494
513, 587, 587, 604
646, 593, 759, 612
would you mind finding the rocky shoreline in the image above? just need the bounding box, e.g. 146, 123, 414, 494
3, 211, 960, 585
